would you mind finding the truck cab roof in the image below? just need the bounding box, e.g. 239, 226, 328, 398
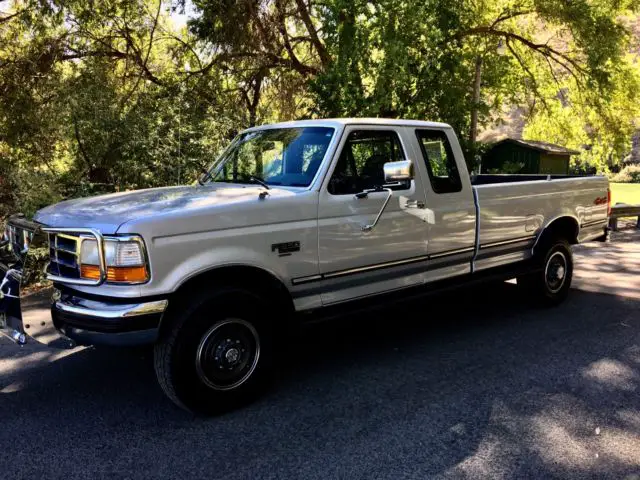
242, 118, 452, 133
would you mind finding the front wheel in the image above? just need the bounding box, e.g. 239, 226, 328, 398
518, 239, 573, 306
154, 288, 273, 415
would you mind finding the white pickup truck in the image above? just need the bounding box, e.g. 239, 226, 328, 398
1, 118, 609, 414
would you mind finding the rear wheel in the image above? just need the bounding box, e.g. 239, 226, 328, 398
518, 239, 573, 306
593, 229, 609, 242
154, 287, 273, 415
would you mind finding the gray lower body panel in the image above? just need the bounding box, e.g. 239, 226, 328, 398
578, 220, 608, 243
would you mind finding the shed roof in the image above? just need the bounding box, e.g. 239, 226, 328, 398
489, 138, 580, 156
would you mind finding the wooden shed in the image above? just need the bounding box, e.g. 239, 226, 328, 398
481, 138, 579, 175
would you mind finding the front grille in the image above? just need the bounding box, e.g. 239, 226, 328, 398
47, 233, 81, 279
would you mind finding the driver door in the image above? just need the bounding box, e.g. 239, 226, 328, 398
316, 126, 429, 305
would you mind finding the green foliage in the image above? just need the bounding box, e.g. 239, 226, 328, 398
1, 0, 243, 216
488, 160, 527, 174
21, 245, 49, 291
310, 0, 476, 130
310, 0, 640, 140
1, 0, 639, 217
610, 165, 640, 183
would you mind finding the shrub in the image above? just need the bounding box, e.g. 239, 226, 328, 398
570, 158, 598, 175
610, 164, 640, 183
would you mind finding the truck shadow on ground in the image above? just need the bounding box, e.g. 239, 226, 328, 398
1, 282, 639, 479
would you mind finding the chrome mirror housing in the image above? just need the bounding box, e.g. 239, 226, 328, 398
383, 160, 413, 184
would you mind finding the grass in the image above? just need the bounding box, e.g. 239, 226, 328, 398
610, 183, 640, 206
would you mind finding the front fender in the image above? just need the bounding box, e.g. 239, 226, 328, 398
165, 246, 290, 294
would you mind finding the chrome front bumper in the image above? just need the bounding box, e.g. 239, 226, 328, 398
49, 293, 168, 347
55, 296, 168, 319
1, 217, 168, 348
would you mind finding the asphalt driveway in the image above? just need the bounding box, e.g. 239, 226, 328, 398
1, 233, 639, 479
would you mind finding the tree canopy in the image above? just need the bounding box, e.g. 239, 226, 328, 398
1, 0, 639, 216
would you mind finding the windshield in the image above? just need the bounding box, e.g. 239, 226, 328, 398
205, 127, 335, 188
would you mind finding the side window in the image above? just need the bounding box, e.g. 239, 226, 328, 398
416, 129, 462, 194
328, 130, 406, 195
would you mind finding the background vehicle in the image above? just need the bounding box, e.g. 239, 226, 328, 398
1, 119, 609, 414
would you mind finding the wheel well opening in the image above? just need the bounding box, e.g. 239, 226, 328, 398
175, 266, 294, 309
160, 265, 295, 337
539, 217, 579, 246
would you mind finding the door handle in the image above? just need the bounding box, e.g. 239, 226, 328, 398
405, 199, 425, 209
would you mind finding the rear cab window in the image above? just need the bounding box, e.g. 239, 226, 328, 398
416, 129, 462, 194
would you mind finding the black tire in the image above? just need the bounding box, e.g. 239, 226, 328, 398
593, 230, 609, 242
154, 287, 273, 415
518, 238, 573, 306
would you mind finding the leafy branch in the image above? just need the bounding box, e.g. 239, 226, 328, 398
455, 25, 587, 87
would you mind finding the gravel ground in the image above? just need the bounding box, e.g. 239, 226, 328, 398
1, 232, 639, 479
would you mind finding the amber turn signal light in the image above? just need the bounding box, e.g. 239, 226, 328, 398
80, 264, 148, 283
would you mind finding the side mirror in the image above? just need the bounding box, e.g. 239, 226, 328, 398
383, 160, 413, 184
355, 160, 415, 233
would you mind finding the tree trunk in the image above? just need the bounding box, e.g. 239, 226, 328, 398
631, 130, 640, 164
469, 56, 482, 146
294, 0, 330, 68
469, 56, 483, 173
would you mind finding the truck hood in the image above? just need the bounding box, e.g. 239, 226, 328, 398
33, 183, 292, 234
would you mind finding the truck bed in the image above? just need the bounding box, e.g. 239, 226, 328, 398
471, 174, 609, 272
470, 174, 591, 185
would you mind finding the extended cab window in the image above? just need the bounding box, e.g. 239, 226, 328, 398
328, 130, 406, 195
416, 129, 462, 194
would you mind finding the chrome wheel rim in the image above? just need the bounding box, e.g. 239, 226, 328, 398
545, 251, 567, 294
195, 318, 260, 391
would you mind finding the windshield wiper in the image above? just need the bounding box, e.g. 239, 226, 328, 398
248, 175, 271, 190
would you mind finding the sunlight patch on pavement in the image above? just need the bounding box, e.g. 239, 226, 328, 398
596, 427, 640, 467
572, 232, 640, 300
448, 439, 504, 478
444, 388, 640, 478
530, 412, 597, 469
1, 380, 24, 393
0, 346, 84, 377
444, 399, 521, 479
582, 358, 639, 392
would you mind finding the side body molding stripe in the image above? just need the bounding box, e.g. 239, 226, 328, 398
292, 246, 475, 286
292, 234, 537, 298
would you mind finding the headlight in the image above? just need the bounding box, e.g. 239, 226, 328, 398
79, 236, 148, 284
